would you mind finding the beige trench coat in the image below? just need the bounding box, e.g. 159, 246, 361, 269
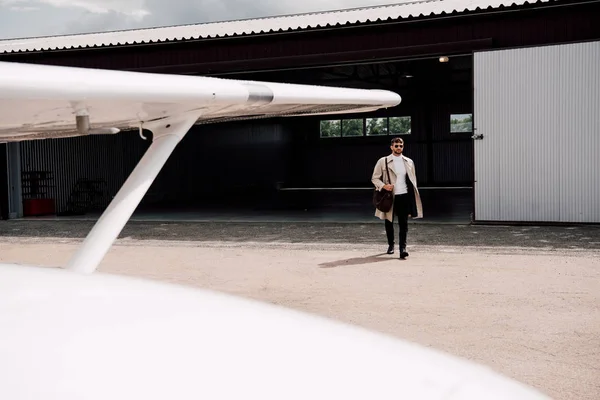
371, 154, 423, 222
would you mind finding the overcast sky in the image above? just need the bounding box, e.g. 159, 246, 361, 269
0, 0, 403, 40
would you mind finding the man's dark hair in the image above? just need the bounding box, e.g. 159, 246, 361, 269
390, 137, 404, 145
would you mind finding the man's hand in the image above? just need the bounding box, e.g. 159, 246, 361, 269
383, 184, 394, 191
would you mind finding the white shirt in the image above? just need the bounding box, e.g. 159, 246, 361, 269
392, 155, 408, 195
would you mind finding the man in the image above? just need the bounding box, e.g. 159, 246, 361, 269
371, 137, 423, 259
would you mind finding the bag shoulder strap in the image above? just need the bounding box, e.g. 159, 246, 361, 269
384, 157, 391, 185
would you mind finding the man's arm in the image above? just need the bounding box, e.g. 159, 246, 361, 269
371, 158, 385, 191
372, 158, 393, 191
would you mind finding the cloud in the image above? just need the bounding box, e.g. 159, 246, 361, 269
9, 5, 39, 11
1, 0, 148, 16
0, 0, 406, 39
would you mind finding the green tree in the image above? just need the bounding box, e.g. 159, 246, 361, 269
389, 117, 411, 135
320, 120, 341, 137
342, 119, 363, 137
366, 118, 387, 136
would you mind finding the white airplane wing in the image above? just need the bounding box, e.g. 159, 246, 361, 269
0, 61, 400, 142
0, 60, 400, 273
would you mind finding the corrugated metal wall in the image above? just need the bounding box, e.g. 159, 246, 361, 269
430, 93, 472, 185
474, 41, 600, 223
18, 122, 293, 215
20, 132, 148, 215
145, 122, 294, 207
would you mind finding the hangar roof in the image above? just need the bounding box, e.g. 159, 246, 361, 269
0, 0, 557, 54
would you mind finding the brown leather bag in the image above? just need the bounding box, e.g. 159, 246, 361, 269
373, 159, 393, 212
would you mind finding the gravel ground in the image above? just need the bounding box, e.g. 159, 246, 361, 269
1, 220, 599, 399
1, 220, 600, 250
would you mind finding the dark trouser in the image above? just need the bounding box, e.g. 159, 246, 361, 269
385, 194, 410, 249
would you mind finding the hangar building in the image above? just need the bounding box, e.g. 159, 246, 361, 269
1, 0, 599, 223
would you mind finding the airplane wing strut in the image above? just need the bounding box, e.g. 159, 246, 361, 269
66, 112, 200, 273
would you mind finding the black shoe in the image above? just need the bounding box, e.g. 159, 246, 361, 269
387, 244, 394, 254
399, 247, 409, 259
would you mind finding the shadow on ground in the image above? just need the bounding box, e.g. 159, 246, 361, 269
319, 253, 394, 268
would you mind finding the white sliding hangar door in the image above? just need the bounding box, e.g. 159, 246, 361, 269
473, 41, 600, 223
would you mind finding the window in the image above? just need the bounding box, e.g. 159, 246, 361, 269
320, 116, 411, 138
389, 116, 411, 135
450, 113, 473, 133
320, 120, 341, 138
341, 119, 363, 137
366, 118, 388, 136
